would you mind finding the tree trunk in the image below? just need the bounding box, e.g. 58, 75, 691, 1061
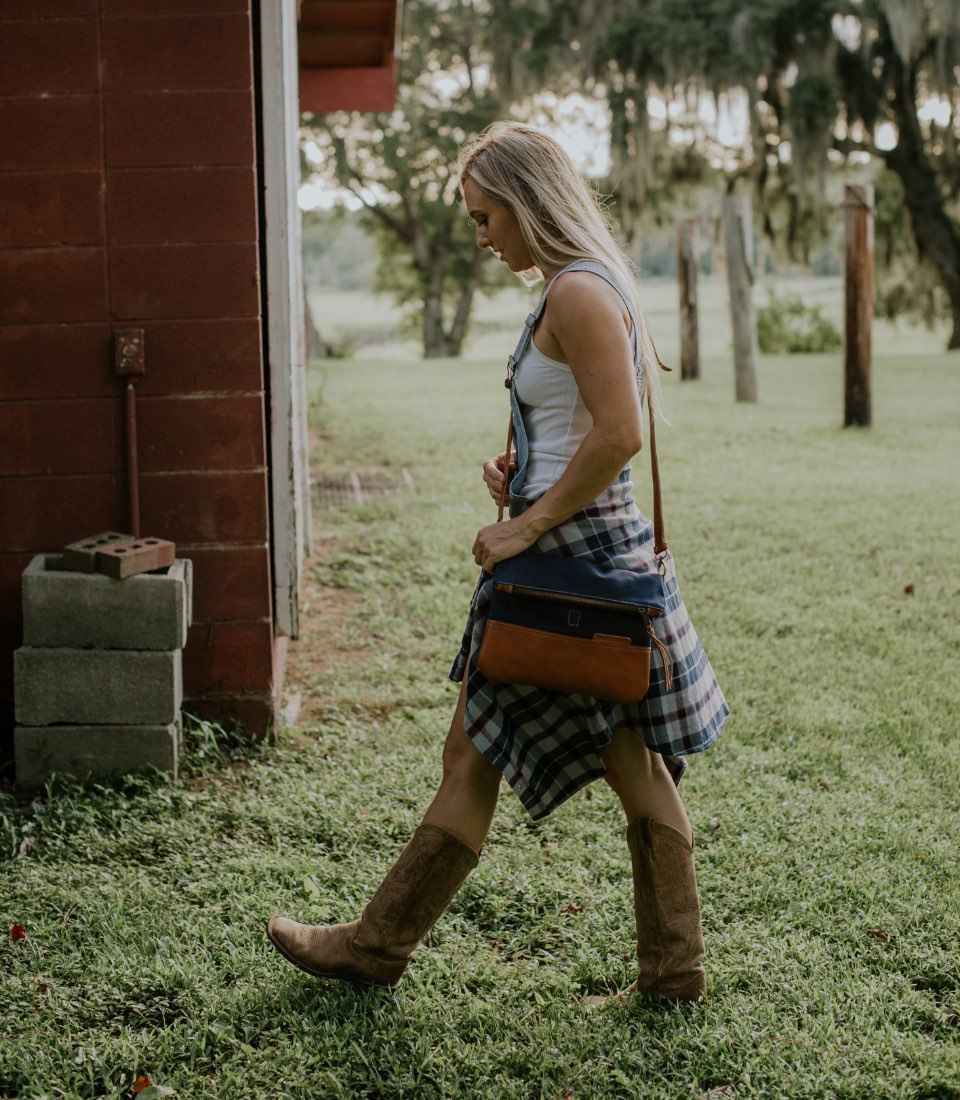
422, 289, 453, 358
447, 251, 486, 357
677, 218, 700, 380
722, 192, 759, 403
843, 184, 874, 428
884, 54, 960, 350
302, 279, 328, 360
421, 245, 452, 358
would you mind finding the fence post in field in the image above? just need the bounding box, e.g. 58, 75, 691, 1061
722, 191, 759, 403
677, 217, 700, 380
843, 183, 874, 428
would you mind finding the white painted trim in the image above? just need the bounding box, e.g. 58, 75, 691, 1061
259, 0, 310, 638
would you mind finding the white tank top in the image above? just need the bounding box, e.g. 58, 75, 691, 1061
512, 334, 599, 499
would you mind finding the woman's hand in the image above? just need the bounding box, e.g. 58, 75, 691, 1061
481, 451, 515, 504
472, 515, 535, 572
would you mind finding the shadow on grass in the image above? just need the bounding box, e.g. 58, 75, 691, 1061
179, 713, 270, 779
0, 716, 268, 863
250, 967, 408, 1030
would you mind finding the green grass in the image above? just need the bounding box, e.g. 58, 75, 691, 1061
2, 312, 959, 1099
309, 274, 954, 362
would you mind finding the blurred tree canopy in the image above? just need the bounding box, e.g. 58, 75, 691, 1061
303, 0, 960, 354
302, 0, 514, 358
497, 0, 960, 348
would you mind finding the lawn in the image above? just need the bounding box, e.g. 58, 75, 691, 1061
2, 293, 959, 1099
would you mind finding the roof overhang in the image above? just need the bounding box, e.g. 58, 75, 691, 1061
298, 0, 402, 113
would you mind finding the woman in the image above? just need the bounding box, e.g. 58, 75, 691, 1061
267, 122, 729, 1003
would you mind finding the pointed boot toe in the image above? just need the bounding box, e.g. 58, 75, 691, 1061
266, 915, 382, 985
266, 914, 303, 956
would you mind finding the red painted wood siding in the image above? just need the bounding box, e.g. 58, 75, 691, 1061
0, 1, 280, 758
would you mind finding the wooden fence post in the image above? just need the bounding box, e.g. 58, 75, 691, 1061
722, 191, 759, 403
843, 183, 874, 428
677, 217, 700, 380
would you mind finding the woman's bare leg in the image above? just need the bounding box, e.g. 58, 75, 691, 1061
265, 680, 487, 987
421, 678, 502, 853
601, 728, 692, 844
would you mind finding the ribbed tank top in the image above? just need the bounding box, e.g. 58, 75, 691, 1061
512, 331, 630, 499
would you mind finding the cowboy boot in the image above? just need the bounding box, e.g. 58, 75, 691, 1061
625, 816, 706, 1002
266, 824, 478, 989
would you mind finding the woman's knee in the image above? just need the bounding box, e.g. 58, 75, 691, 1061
601, 730, 656, 790
441, 724, 499, 789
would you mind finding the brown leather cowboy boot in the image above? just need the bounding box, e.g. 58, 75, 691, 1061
586, 816, 705, 1007
266, 824, 478, 989
624, 816, 706, 1002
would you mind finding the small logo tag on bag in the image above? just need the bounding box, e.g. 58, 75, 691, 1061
567, 610, 581, 627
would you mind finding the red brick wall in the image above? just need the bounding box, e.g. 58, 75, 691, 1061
0, 0, 280, 765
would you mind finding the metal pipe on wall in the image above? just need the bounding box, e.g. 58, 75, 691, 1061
114, 330, 145, 538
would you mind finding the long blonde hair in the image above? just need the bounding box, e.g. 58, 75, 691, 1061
457, 120, 663, 412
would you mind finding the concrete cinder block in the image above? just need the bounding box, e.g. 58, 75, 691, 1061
22, 554, 192, 650
14, 724, 178, 789
15, 647, 182, 726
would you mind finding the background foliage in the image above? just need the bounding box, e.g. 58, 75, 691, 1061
302, 0, 960, 353
756, 290, 843, 353
303, 0, 513, 357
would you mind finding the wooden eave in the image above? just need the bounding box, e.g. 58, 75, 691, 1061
298, 0, 401, 113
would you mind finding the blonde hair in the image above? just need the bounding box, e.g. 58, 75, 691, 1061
457, 120, 663, 412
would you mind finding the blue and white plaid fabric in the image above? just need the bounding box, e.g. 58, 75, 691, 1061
450, 476, 730, 820
450, 259, 729, 819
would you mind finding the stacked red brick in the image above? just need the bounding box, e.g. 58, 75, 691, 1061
0, 0, 281, 764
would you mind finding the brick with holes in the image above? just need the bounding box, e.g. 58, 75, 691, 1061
63, 531, 135, 573
95, 537, 175, 578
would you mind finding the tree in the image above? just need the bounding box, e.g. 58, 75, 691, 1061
835, 1, 960, 348
302, 0, 512, 358
499, 0, 960, 348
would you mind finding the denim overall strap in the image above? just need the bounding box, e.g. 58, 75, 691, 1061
504, 291, 549, 388
501, 288, 551, 511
